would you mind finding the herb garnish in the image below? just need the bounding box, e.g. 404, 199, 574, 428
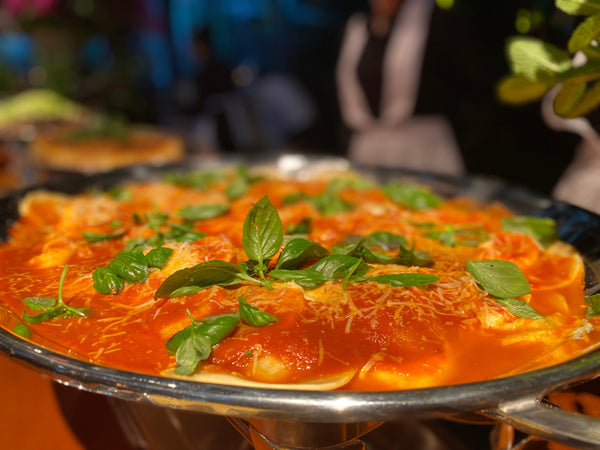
242, 195, 283, 287
93, 247, 173, 295
22, 265, 89, 323
156, 197, 441, 297
166, 296, 277, 375
466, 259, 549, 322
332, 231, 433, 267
501, 216, 558, 248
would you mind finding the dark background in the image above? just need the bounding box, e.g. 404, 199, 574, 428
0, 0, 582, 194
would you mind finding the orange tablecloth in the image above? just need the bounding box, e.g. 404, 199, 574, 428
0, 355, 83, 449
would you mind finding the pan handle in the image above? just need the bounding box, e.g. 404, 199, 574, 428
485, 396, 600, 449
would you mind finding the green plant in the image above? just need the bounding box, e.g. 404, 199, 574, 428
498, 0, 600, 118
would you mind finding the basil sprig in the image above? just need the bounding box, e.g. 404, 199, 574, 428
156, 198, 440, 296
167, 296, 277, 375
466, 259, 548, 321
22, 265, 89, 323
94, 247, 173, 295
270, 254, 439, 289
501, 216, 558, 248
332, 231, 433, 267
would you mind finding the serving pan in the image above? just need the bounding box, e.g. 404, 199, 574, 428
1, 154, 600, 449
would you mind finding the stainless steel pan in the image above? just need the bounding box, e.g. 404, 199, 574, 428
1, 155, 600, 449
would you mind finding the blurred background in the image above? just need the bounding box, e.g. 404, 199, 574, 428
0, 0, 583, 194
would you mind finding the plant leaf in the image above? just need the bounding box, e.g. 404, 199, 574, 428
569, 14, 600, 53
269, 268, 328, 288
178, 204, 229, 221
166, 314, 240, 354
383, 183, 442, 210
22, 296, 57, 311
557, 0, 600, 16
368, 273, 440, 287
501, 216, 557, 248
107, 250, 149, 283
242, 196, 283, 265
155, 261, 245, 298
506, 36, 571, 82
466, 260, 531, 299
92, 267, 124, 295
553, 81, 586, 117
312, 254, 370, 280
145, 246, 174, 269
276, 238, 329, 270
496, 75, 551, 105
238, 296, 278, 326
496, 298, 547, 320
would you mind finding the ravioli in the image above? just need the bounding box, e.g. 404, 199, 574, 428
0, 167, 597, 391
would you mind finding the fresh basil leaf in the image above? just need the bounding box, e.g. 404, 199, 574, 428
242, 196, 283, 267
384, 183, 442, 210
501, 216, 558, 248
466, 260, 531, 299
108, 251, 149, 283
174, 231, 206, 243
327, 177, 374, 192
165, 170, 226, 189
226, 175, 249, 200
238, 296, 278, 326
331, 237, 365, 256
368, 273, 440, 287
155, 261, 245, 298
124, 235, 165, 252
174, 338, 202, 375
169, 286, 202, 298
366, 231, 406, 250
106, 186, 133, 201
13, 323, 31, 338
282, 192, 305, 205
22, 296, 57, 311
83, 230, 126, 243
166, 314, 240, 354
276, 238, 329, 270
178, 204, 229, 221
269, 268, 327, 288
308, 191, 354, 216
312, 254, 369, 280
23, 307, 66, 323
586, 294, 600, 318
145, 247, 173, 269
285, 217, 312, 235
397, 244, 434, 267
144, 211, 169, 232
427, 227, 456, 247
496, 298, 547, 320
92, 267, 124, 295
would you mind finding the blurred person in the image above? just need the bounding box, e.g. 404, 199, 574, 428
185, 27, 236, 152
336, 0, 465, 176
